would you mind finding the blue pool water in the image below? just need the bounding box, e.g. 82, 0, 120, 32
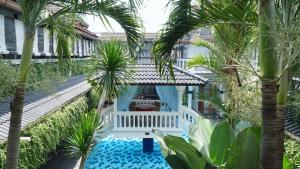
84, 135, 171, 169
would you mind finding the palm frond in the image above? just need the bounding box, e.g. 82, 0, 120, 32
39, 0, 142, 58
153, 0, 200, 77
18, 0, 49, 33
154, 0, 257, 78
197, 0, 257, 26
86, 40, 134, 99
91, 0, 142, 57
44, 14, 76, 65
128, 0, 145, 12
65, 111, 103, 158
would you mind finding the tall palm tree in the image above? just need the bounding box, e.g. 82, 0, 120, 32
275, 1, 300, 167
258, 0, 281, 168
153, 0, 286, 168
86, 40, 133, 112
65, 111, 103, 169
6, 1, 141, 169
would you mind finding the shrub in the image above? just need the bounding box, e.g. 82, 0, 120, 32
0, 60, 17, 100
285, 138, 300, 168
0, 96, 88, 169
87, 89, 100, 110
0, 60, 87, 100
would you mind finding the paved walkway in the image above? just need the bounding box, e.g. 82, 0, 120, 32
0, 75, 91, 140
39, 146, 80, 169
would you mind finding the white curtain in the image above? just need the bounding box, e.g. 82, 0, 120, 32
155, 86, 178, 111
117, 86, 139, 111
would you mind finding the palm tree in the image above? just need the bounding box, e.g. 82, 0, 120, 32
6, 1, 141, 168
275, 1, 300, 167
257, 0, 280, 168
65, 111, 103, 169
153, 0, 286, 168
86, 40, 133, 112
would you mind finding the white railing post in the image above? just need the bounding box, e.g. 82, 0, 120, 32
114, 113, 117, 128
113, 98, 117, 112
188, 86, 193, 109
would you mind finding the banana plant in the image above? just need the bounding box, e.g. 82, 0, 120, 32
154, 119, 294, 169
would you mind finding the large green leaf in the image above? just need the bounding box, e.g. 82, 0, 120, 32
283, 154, 295, 169
225, 127, 261, 169
165, 154, 192, 169
164, 135, 207, 169
209, 120, 234, 165
189, 117, 216, 158
234, 121, 252, 136
154, 130, 208, 169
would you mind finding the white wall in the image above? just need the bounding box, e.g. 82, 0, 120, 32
0, 15, 8, 54
15, 19, 24, 55
78, 39, 82, 57
44, 28, 50, 56
186, 44, 210, 59
33, 29, 39, 56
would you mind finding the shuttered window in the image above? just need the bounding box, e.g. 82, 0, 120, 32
4, 16, 16, 52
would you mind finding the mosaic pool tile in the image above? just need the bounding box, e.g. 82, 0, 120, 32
85, 135, 171, 169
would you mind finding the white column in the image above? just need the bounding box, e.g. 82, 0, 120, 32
78, 38, 82, 57
82, 39, 85, 56
0, 15, 8, 54
44, 28, 50, 56
87, 40, 90, 55
187, 86, 193, 109
74, 39, 78, 56
85, 40, 88, 56
176, 86, 185, 129
113, 98, 118, 112
33, 29, 39, 56
15, 19, 24, 55
53, 32, 57, 55
176, 86, 185, 112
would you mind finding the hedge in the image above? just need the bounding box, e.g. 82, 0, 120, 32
0, 96, 88, 169
285, 138, 300, 168
0, 60, 87, 100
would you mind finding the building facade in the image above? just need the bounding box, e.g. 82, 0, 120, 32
0, 1, 97, 63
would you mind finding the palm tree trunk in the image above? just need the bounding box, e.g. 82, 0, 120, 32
261, 81, 280, 169
96, 90, 107, 113
79, 155, 87, 169
258, 0, 283, 168
6, 32, 35, 169
275, 70, 289, 168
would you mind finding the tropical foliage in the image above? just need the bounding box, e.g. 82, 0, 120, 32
6, 0, 142, 168
65, 110, 103, 169
155, 118, 295, 169
285, 138, 300, 168
86, 40, 134, 112
0, 60, 86, 100
154, 119, 261, 169
0, 96, 88, 169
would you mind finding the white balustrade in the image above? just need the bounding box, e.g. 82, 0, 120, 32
182, 105, 203, 125
113, 111, 182, 132
100, 105, 114, 129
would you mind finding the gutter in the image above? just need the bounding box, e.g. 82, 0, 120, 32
0, 0, 21, 12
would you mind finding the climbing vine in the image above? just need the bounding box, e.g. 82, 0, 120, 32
0, 96, 88, 169
0, 60, 87, 100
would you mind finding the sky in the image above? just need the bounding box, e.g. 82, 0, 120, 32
85, 0, 171, 34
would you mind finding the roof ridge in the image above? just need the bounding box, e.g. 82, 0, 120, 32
172, 65, 208, 83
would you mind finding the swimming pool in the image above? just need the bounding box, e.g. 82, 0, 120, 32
84, 135, 171, 169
